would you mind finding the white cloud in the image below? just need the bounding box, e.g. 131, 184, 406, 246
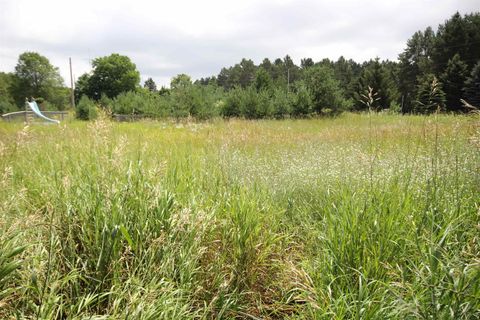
0, 0, 478, 86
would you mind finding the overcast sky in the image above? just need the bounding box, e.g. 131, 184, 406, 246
0, 0, 478, 87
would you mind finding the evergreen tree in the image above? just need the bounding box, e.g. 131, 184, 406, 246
272, 58, 286, 86
333, 56, 360, 100
300, 58, 314, 69
441, 54, 469, 112
283, 55, 300, 85
463, 61, 480, 108
304, 65, 349, 114
354, 58, 397, 111
291, 81, 312, 116
271, 88, 291, 118
217, 67, 233, 90
433, 12, 480, 73
253, 68, 273, 92
237, 59, 257, 88
144, 78, 157, 92
398, 27, 435, 113
414, 74, 446, 114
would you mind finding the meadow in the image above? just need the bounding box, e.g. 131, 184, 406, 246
0, 113, 478, 319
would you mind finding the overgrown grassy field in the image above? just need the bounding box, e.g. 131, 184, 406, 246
0, 113, 479, 319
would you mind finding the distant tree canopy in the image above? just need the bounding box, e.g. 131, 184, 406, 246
10, 52, 68, 109
398, 12, 480, 112
207, 12, 480, 116
75, 53, 140, 101
170, 74, 192, 90
144, 78, 157, 92
463, 61, 480, 108
2, 11, 480, 118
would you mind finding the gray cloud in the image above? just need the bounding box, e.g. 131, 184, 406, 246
0, 0, 478, 86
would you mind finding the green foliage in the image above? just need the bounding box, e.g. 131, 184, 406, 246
256, 90, 274, 118
113, 91, 168, 117
98, 93, 114, 110
0, 73, 17, 114
218, 59, 257, 89
12, 52, 65, 108
170, 74, 192, 90
110, 85, 221, 120
240, 87, 259, 119
333, 56, 361, 100
291, 81, 312, 116
301, 57, 314, 69
0, 72, 17, 110
170, 84, 221, 119
74, 73, 91, 103
463, 61, 480, 108
0, 235, 25, 301
441, 54, 469, 112
271, 88, 292, 118
433, 12, 480, 73
253, 68, 273, 92
222, 87, 244, 117
398, 27, 436, 112
0, 99, 16, 114
143, 77, 157, 92
304, 65, 350, 114
88, 54, 140, 99
415, 75, 446, 114
354, 58, 398, 111
76, 95, 98, 120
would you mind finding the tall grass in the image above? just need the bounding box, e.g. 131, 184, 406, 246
0, 113, 478, 319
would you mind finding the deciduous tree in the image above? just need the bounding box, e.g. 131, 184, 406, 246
88, 53, 140, 99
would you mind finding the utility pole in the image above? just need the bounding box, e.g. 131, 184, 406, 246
69, 57, 75, 109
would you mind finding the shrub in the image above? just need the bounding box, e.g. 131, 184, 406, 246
76, 95, 97, 120
291, 82, 313, 117
271, 88, 291, 118
0, 98, 17, 114
304, 65, 350, 114
240, 87, 259, 119
256, 90, 274, 118
222, 87, 244, 117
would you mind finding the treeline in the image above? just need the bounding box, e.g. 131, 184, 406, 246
0, 52, 70, 114
1, 12, 479, 120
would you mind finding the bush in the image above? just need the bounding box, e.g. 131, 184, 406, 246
76, 95, 97, 120
304, 65, 350, 114
113, 91, 168, 117
0, 98, 17, 114
291, 82, 313, 117
241, 87, 260, 119
272, 88, 292, 118
256, 90, 274, 118
222, 88, 244, 117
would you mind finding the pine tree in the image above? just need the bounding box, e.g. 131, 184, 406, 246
441, 54, 468, 112
463, 61, 480, 108
415, 75, 446, 114
354, 58, 397, 111
143, 78, 157, 92
253, 68, 273, 92
433, 12, 480, 73
398, 27, 435, 113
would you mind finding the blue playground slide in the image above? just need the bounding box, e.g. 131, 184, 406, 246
27, 101, 60, 124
